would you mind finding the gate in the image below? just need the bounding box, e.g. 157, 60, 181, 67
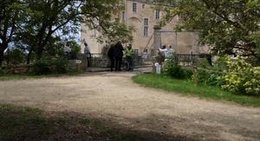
79, 53, 145, 72
142, 25, 211, 67
149, 25, 204, 56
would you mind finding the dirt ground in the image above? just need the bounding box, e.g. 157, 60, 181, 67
0, 72, 259, 141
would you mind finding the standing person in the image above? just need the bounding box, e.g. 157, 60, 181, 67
125, 44, 135, 71
114, 41, 124, 71
158, 45, 167, 63
84, 41, 91, 67
142, 49, 148, 61
165, 45, 175, 59
107, 44, 115, 71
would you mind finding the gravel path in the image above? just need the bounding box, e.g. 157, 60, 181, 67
0, 72, 259, 141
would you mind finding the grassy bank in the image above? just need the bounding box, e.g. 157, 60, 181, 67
133, 74, 260, 107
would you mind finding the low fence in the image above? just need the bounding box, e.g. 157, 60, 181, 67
85, 53, 144, 68
0, 54, 210, 74
176, 54, 199, 66
84, 53, 210, 68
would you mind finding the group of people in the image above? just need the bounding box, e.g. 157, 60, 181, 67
157, 45, 175, 64
82, 39, 135, 71
65, 40, 174, 72
107, 41, 135, 71
159, 45, 175, 58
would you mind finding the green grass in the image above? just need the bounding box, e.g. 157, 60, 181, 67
133, 74, 260, 107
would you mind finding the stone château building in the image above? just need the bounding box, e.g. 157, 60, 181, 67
80, 0, 209, 56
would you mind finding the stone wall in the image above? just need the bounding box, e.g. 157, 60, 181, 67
80, 0, 209, 56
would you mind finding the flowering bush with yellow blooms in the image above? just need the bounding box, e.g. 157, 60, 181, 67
218, 57, 260, 96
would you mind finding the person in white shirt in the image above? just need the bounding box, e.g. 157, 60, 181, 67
142, 49, 148, 61
157, 45, 167, 64
165, 45, 175, 58
159, 45, 167, 56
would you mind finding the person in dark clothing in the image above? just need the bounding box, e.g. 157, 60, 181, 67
125, 44, 134, 71
84, 41, 91, 67
107, 44, 115, 71
114, 41, 124, 71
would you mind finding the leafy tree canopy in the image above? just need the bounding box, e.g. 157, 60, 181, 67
0, 0, 132, 66
160, 0, 260, 62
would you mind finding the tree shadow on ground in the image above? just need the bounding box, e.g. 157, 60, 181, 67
0, 104, 195, 141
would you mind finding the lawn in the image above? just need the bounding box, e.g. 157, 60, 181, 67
133, 74, 260, 107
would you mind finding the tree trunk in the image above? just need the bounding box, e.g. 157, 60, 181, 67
0, 51, 4, 67
35, 34, 45, 60
26, 47, 33, 64
36, 46, 43, 60
255, 55, 260, 66
0, 43, 8, 67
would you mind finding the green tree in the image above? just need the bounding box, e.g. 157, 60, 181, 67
81, 0, 133, 43
1, 0, 133, 66
21, 0, 132, 61
0, 0, 26, 67
160, 0, 260, 63
6, 48, 26, 67
20, 0, 83, 61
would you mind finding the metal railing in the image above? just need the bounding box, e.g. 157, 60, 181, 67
79, 53, 210, 68
176, 54, 200, 66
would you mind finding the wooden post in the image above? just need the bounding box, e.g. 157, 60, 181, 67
82, 54, 88, 71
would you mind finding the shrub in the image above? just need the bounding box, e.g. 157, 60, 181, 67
32, 57, 70, 75
219, 57, 260, 96
164, 55, 192, 79
53, 57, 68, 74
165, 64, 184, 79
183, 68, 193, 79
32, 59, 52, 75
195, 57, 226, 86
243, 67, 260, 95
0, 68, 5, 76
5, 48, 26, 67
70, 41, 81, 59
196, 68, 211, 84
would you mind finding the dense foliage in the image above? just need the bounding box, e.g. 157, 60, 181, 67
0, 0, 132, 69
32, 57, 69, 75
194, 56, 260, 96
163, 55, 193, 79
218, 57, 260, 96
160, 0, 260, 63
163, 55, 259, 96
196, 58, 225, 86
157, 0, 260, 96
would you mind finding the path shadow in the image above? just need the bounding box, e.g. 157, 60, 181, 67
2, 103, 257, 141
0, 104, 195, 141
